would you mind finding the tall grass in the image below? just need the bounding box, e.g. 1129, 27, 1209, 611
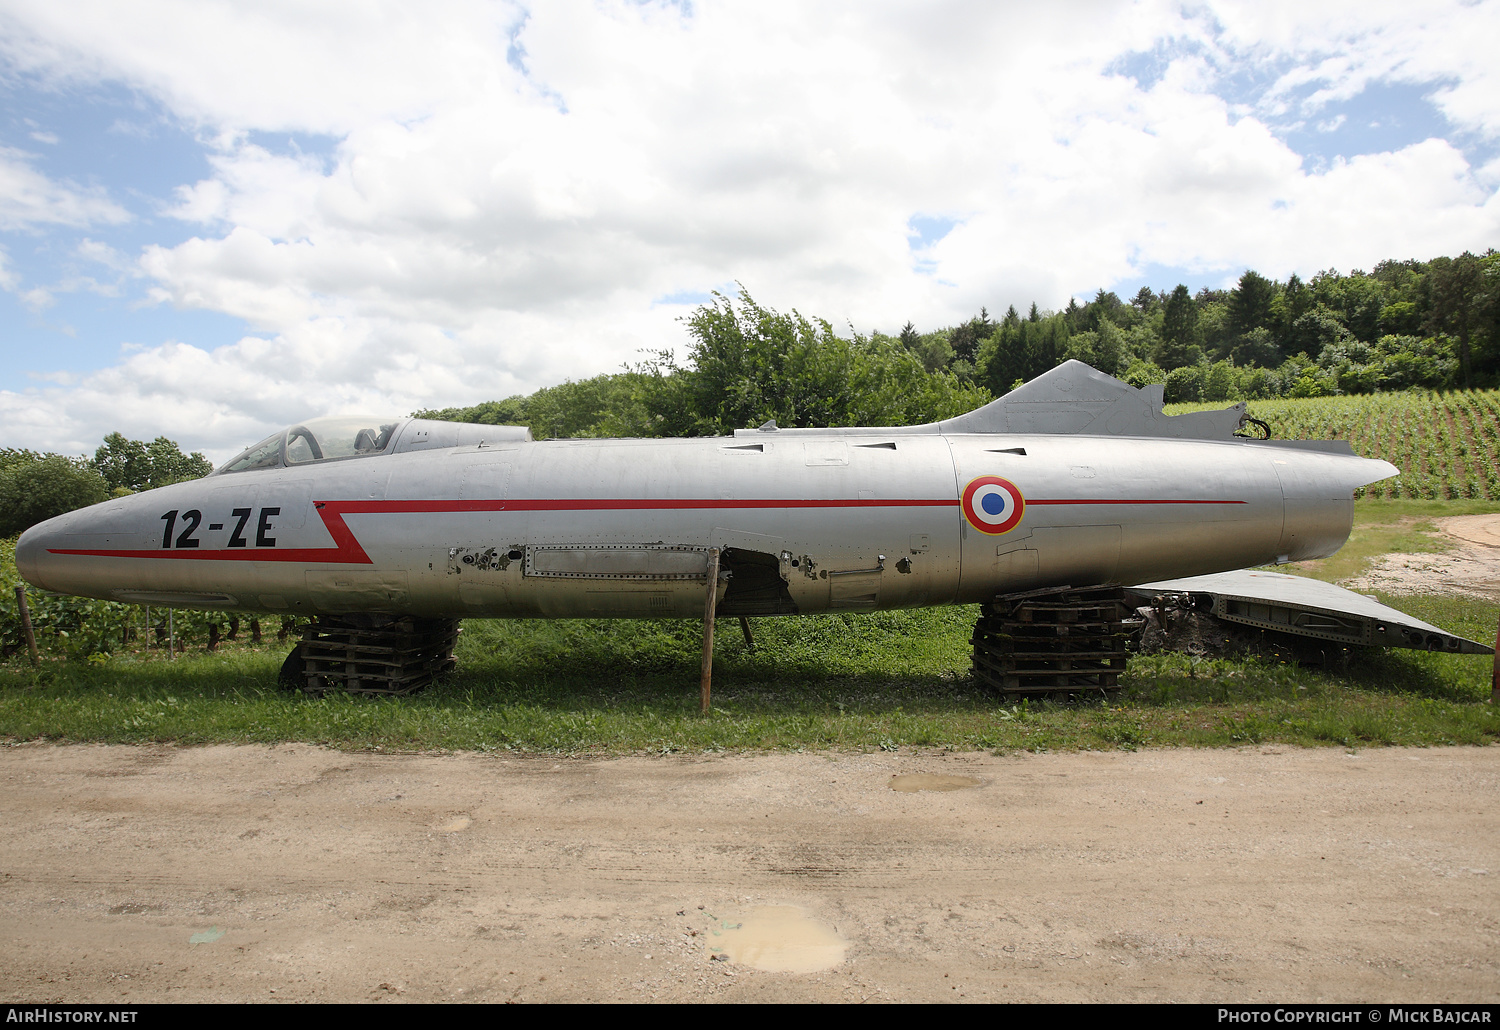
1, 600, 1495, 754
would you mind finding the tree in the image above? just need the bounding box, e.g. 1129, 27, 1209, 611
1163, 364, 1204, 403
1378, 300, 1423, 337
1198, 300, 1232, 360
1427, 251, 1484, 387
1062, 297, 1084, 333
93, 433, 213, 492
144, 436, 213, 487
1202, 360, 1236, 402
1315, 270, 1386, 343
1227, 270, 1276, 336
1091, 317, 1125, 376
949, 308, 993, 364
900, 329, 956, 373
1120, 359, 1166, 388
1231, 327, 1280, 368
978, 312, 1069, 394
1277, 272, 1313, 338
1371, 258, 1424, 298
417, 374, 651, 438
1155, 284, 1202, 368
1087, 290, 1124, 331
416, 397, 529, 426
637, 287, 988, 435
0, 450, 109, 537
1130, 286, 1159, 316
1288, 307, 1355, 357
91, 433, 149, 493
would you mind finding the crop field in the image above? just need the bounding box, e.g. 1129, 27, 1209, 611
1168, 388, 1500, 500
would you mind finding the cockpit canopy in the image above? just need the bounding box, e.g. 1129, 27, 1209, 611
215, 415, 533, 474
219, 415, 401, 474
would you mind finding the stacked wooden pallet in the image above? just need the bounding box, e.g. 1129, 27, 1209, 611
293, 616, 461, 696
971, 585, 1131, 698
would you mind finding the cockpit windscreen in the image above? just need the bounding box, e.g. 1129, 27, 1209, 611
218, 416, 402, 474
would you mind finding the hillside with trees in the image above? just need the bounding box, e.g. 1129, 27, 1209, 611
425, 249, 1499, 436
419, 287, 990, 436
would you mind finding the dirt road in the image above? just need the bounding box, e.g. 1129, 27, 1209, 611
1, 742, 1495, 1003
1347, 513, 1500, 599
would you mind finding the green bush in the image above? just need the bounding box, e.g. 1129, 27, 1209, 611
0, 452, 108, 537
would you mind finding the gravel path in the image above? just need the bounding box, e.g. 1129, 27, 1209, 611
1, 742, 1495, 1003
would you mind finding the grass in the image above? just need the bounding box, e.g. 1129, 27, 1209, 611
0, 598, 1495, 755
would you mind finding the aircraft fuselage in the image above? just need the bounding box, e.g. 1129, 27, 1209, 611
16, 430, 1392, 621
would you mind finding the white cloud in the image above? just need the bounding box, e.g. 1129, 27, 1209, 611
17, 285, 52, 311
0, 145, 130, 230
1217, 0, 1500, 137
0, 0, 1496, 455
0, 305, 680, 460
0, 0, 529, 134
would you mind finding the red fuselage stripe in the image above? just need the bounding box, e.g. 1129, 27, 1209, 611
47, 496, 1248, 563
1026, 499, 1249, 505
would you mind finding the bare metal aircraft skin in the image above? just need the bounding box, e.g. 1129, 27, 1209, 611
15, 362, 1398, 622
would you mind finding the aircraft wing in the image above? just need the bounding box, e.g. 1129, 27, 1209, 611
1125, 569, 1494, 655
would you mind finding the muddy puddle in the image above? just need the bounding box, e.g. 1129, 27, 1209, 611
705, 905, 848, 973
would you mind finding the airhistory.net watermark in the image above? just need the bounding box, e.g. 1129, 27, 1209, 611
4, 1011, 137, 1024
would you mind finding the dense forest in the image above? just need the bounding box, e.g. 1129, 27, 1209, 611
422, 248, 1500, 437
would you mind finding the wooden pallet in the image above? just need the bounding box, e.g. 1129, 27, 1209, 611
971, 585, 1131, 697
294, 616, 460, 696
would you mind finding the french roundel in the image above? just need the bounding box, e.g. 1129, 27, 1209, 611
962, 475, 1025, 535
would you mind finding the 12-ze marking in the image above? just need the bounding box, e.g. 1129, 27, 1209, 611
160, 507, 280, 548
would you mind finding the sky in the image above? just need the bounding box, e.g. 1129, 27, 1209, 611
0, 0, 1496, 462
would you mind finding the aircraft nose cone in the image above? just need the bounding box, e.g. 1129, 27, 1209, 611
14, 521, 53, 591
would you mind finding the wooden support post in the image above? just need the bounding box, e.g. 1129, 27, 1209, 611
700, 548, 720, 715
1492, 614, 1499, 704
739, 616, 755, 649
14, 586, 38, 667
